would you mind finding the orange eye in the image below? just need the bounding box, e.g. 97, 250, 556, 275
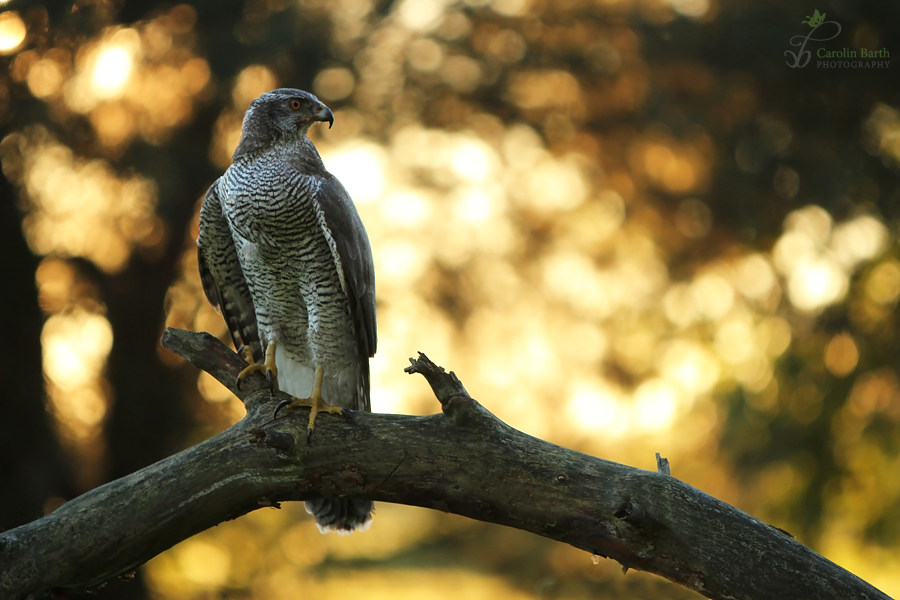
290, 99, 302, 110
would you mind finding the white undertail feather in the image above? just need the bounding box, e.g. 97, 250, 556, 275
273, 345, 315, 399
273, 345, 358, 409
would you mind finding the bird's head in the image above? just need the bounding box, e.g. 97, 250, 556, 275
234, 88, 334, 159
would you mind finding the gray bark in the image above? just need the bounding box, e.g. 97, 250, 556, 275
0, 329, 890, 600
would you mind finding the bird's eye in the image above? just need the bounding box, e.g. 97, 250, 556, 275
290, 99, 302, 110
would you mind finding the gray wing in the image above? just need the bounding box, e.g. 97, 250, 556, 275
316, 172, 377, 411
197, 181, 263, 361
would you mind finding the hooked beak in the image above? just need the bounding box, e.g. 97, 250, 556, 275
314, 105, 334, 129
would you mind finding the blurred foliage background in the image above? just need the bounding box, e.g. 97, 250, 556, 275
1, 0, 899, 598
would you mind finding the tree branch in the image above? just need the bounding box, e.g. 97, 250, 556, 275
0, 329, 889, 600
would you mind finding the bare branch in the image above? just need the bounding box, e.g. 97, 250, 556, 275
656, 452, 671, 475
0, 329, 889, 600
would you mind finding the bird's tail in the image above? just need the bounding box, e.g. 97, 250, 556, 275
305, 499, 374, 534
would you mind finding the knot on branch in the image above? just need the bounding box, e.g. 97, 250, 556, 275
250, 427, 295, 451
614, 498, 646, 525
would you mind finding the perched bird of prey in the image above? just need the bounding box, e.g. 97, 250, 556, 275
197, 88, 376, 533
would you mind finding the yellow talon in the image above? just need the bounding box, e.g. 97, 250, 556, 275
237, 343, 278, 390
273, 366, 346, 443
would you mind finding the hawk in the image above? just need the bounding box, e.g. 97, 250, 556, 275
197, 88, 376, 533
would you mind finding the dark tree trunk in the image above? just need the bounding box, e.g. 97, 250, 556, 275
0, 175, 75, 533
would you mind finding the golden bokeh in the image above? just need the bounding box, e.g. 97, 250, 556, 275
6, 7, 212, 149
866, 260, 900, 305
1, 2, 216, 496
0, 10, 26, 55
3, 0, 899, 597
313, 67, 356, 101
824, 333, 859, 378
1, 127, 161, 273
865, 104, 900, 166
771, 206, 888, 314
233, 64, 278, 110
34, 257, 113, 490
26, 57, 65, 98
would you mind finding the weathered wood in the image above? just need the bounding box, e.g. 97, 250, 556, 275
0, 329, 889, 600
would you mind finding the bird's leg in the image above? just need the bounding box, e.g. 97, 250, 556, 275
273, 366, 346, 443
236, 343, 279, 391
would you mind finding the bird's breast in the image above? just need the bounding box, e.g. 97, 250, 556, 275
218, 159, 356, 373
219, 159, 320, 247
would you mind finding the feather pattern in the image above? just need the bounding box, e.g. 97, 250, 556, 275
198, 184, 262, 361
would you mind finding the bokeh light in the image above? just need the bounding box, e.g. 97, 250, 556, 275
0, 10, 26, 55
313, 67, 355, 101
233, 65, 277, 110
35, 257, 114, 490
1, 127, 162, 273
5, 7, 213, 148
91, 31, 140, 98
323, 142, 387, 204
824, 333, 859, 378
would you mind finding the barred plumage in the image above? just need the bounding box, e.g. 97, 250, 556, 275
197, 89, 376, 533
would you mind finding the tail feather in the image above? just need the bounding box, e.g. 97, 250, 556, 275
305, 499, 374, 534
